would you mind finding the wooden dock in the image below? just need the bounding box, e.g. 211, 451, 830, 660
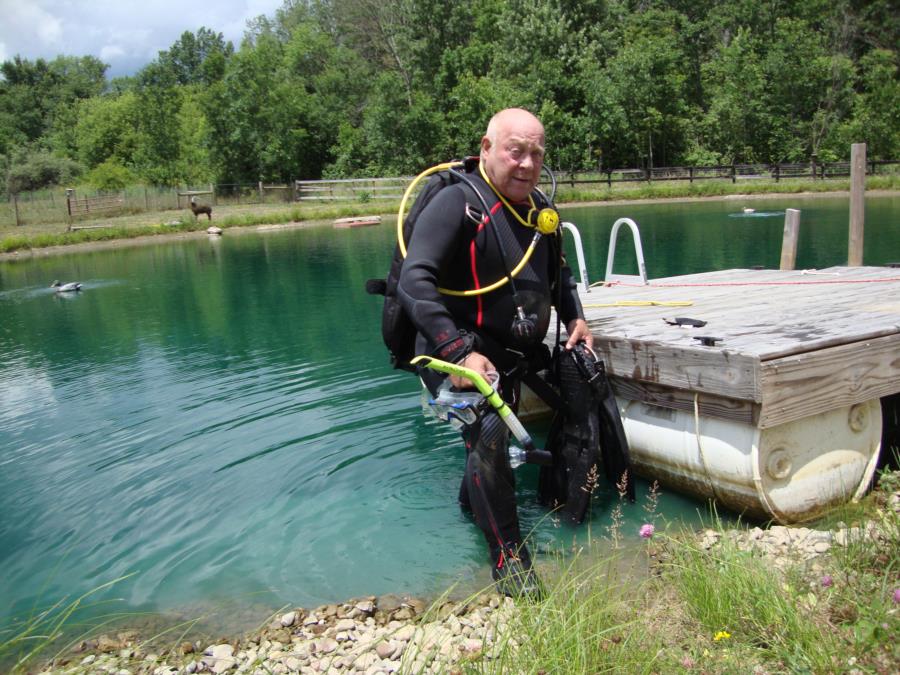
581, 266, 900, 428
563, 265, 899, 522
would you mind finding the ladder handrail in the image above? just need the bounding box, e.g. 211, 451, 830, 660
605, 217, 648, 285
561, 222, 590, 293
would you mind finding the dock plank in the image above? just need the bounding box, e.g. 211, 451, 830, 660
759, 333, 900, 427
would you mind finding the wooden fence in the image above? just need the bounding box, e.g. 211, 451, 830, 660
295, 177, 409, 202
2, 159, 897, 227
554, 159, 899, 189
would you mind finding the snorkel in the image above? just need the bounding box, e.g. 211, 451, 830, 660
411, 355, 553, 467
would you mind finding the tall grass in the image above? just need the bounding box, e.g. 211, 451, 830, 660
667, 533, 838, 672
462, 468, 899, 674
0, 575, 133, 674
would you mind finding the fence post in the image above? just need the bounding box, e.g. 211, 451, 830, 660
810, 154, 818, 181
258, 181, 264, 201
780, 209, 801, 270
774, 164, 780, 182
210, 183, 217, 206
13, 194, 21, 227
65, 188, 74, 229
689, 166, 693, 184
848, 143, 866, 266
607, 171, 612, 188
731, 165, 736, 183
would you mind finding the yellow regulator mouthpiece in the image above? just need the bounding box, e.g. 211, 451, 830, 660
535, 208, 559, 235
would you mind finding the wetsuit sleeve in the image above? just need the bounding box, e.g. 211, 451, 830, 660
556, 258, 584, 326
397, 185, 471, 360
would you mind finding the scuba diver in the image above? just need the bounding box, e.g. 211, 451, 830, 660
376, 108, 631, 598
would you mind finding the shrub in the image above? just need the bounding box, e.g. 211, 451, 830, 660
6, 151, 83, 194
84, 159, 136, 191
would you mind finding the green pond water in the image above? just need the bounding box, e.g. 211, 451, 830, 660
1, 193, 898, 635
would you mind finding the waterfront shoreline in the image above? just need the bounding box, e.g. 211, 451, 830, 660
3, 189, 896, 264
32, 495, 900, 674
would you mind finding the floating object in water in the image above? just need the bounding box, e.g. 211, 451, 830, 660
51, 280, 82, 292
664, 317, 707, 328
207, 226, 223, 235
728, 210, 785, 218
742, 207, 755, 214
333, 215, 381, 228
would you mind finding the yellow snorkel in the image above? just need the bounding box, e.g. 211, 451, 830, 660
411, 354, 552, 466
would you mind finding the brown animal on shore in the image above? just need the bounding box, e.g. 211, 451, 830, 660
190, 196, 212, 221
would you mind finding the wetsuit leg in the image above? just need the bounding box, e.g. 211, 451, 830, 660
461, 410, 521, 548
461, 410, 540, 598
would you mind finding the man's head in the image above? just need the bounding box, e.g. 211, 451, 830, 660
480, 108, 545, 202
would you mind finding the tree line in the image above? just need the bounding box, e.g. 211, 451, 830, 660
1, 0, 897, 195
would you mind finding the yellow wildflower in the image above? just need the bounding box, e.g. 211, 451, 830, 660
713, 630, 731, 641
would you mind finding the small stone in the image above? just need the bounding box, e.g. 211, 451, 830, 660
375, 642, 395, 659
180, 642, 196, 655
284, 656, 302, 671
314, 638, 338, 654
281, 612, 297, 627
207, 644, 235, 660
813, 541, 830, 553
211, 657, 237, 674
335, 618, 356, 632
81, 655, 97, 665
355, 600, 375, 615
394, 625, 415, 642
98, 635, 121, 653
461, 638, 483, 654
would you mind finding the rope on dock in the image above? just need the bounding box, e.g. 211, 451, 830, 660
602, 276, 900, 288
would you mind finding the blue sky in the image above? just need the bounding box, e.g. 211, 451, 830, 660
0, 0, 285, 79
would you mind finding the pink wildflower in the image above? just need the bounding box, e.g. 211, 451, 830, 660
821, 574, 833, 588
893, 588, 900, 603
639, 523, 655, 538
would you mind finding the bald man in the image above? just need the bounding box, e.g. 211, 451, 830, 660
398, 108, 590, 597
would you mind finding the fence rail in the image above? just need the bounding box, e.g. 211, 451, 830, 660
2, 159, 898, 227
295, 177, 409, 202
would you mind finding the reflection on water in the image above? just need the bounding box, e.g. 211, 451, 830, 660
0, 194, 897, 634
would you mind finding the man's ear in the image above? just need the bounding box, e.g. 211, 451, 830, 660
480, 135, 491, 156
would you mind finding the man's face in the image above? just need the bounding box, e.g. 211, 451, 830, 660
481, 112, 545, 203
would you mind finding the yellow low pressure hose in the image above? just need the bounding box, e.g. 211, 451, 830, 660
395, 161, 542, 297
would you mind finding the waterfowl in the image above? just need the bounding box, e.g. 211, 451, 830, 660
742, 207, 756, 214
51, 280, 82, 292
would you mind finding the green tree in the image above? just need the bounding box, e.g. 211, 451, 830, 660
827, 49, 900, 159
156, 28, 233, 86
69, 92, 140, 169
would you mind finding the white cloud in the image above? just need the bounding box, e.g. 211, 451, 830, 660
99, 44, 126, 61
0, 0, 285, 78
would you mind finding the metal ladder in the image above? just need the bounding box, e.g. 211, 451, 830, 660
560, 217, 649, 291
605, 217, 648, 285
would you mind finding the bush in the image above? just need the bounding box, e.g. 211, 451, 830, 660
84, 159, 136, 191
6, 151, 83, 194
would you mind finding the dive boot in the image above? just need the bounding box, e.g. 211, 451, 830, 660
490, 542, 543, 600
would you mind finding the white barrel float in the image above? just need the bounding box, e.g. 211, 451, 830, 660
618, 397, 883, 523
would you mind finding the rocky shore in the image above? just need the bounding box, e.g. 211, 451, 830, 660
36, 492, 898, 675
42, 592, 519, 675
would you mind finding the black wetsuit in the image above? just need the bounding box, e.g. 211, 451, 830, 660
397, 169, 584, 558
